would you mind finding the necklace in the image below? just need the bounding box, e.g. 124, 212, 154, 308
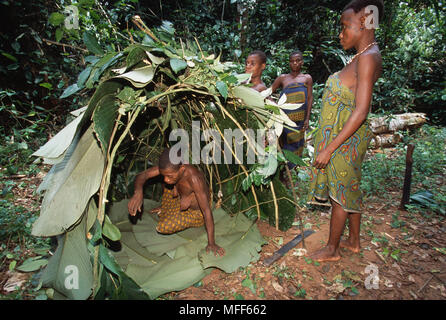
346, 41, 377, 65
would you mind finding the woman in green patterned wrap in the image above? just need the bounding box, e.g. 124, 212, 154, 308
307, 0, 383, 262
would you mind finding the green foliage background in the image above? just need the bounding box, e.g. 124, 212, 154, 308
1, 0, 444, 135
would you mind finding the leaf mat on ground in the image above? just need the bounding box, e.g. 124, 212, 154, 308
109, 199, 266, 299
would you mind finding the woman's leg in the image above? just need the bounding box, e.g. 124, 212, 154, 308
340, 212, 361, 253
308, 198, 348, 262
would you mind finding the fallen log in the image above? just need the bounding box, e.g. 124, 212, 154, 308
369, 132, 403, 149
307, 113, 427, 150
369, 113, 427, 135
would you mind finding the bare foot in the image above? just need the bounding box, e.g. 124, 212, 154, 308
340, 239, 361, 253
308, 246, 341, 262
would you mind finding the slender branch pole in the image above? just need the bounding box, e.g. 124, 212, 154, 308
214, 123, 261, 220
92, 107, 141, 294
270, 180, 279, 230
252, 110, 306, 247
277, 144, 306, 248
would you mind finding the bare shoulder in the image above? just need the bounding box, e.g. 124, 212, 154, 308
304, 73, 313, 85
253, 82, 267, 92
357, 49, 382, 79
273, 74, 287, 84
359, 47, 382, 66
185, 165, 206, 184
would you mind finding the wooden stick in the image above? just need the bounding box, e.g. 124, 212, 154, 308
131, 15, 163, 44
270, 180, 279, 230
42, 38, 88, 52
214, 123, 261, 220
418, 274, 434, 293
400, 144, 415, 210
375, 250, 387, 263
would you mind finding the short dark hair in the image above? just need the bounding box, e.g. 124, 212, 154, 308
158, 148, 181, 171
343, 0, 384, 23
290, 50, 303, 59
248, 50, 267, 64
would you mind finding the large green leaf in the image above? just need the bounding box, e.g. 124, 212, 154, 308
132, 215, 190, 257
85, 52, 124, 88
115, 66, 155, 88
40, 212, 93, 300
125, 46, 148, 70
48, 12, 65, 26
97, 244, 149, 300
232, 85, 265, 108
60, 84, 80, 99
125, 255, 210, 299
16, 257, 48, 272
83, 31, 104, 56
146, 51, 165, 65
32, 111, 84, 161
103, 215, 121, 241
282, 149, 307, 167
169, 58, 187, 74
79, 80, 123, 133
77, 66, 93, 88
109, 199, 265, 299
92, 94, 119, 153
32, 126, 105, 237
198, 226, 265, 273
216, 81, 228, 100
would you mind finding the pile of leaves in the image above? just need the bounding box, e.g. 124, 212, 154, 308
30, 19, 303, 299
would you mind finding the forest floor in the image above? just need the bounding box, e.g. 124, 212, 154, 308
169, 197, 446, 300
1, 153, 445, 300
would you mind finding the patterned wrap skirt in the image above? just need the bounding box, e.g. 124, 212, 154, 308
156, 187, 204, 234
280, 83, 308, 167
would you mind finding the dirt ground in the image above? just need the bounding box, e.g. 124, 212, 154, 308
1, 168, 445, 300
169, 199, 446, 300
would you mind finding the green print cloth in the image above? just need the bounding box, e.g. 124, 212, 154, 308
308, 72, 372, 213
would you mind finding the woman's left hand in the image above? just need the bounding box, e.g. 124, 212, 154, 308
313, 148, 332, 169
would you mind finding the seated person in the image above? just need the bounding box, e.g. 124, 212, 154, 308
271, 50, 313, 162
244, 50, 267, 92
127, 148, 225, 256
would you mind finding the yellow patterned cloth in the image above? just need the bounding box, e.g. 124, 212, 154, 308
156, 188, 204, 234
308, 72, 372, 213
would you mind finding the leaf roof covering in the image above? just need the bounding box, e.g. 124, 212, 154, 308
32, 20, 298, 299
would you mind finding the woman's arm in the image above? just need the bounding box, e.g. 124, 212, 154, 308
303, 75, 314, 131
313, 54, 378, 169
271, 75, 284, 93
128, 167, 160, 215
191, 175, 225, 256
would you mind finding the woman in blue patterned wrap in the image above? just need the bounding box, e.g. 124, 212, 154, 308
271, 51, 313, 171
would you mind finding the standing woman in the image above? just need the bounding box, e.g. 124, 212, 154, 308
307, 0, 383, 262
